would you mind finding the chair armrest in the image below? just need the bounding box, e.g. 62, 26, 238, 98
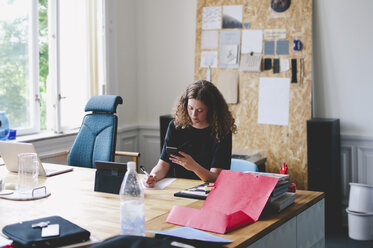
115, 151, 141, 170
115, 151, 140, 158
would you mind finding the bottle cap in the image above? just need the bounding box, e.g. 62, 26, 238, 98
127, 161, 136, 171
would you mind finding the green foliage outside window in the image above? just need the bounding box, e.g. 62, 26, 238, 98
0, 0, 48, 130
0, 8, 29, 129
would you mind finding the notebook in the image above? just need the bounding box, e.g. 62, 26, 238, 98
0, 141, 73, 177
174, 182, 214, 200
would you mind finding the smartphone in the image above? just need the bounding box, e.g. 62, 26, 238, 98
166, 146, 179, 156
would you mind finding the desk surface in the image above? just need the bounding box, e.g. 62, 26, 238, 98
0, 164, 324, 247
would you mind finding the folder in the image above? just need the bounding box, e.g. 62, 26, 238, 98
166, 170, 279, 234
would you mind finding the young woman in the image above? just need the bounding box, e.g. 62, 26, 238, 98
144, 80, 236, 187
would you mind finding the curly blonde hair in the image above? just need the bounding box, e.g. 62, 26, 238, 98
174, 80, 237, 142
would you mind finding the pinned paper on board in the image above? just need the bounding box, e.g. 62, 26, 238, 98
217, 70, 238, 104
258, 77, 290, 126
242, 30, 263, 54
202, 6, 221, 30
201, 30, 219, 50
219, 45, 238, 65
200, 51, 218, 68
276, 40, 290, 55
166, 170, 279, 234
280, 59, 290, 72
240, 56, 262, 72
264, 29, 286, 39
219, 30, 241, 68
222, 5, 242, 29
264, 41, 275, 55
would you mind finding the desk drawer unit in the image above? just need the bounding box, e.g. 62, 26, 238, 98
249, 199, 325, 248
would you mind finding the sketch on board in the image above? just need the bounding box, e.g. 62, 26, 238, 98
219, 30, 241, 68
219, 45, 238, 65
202, 6, 222, 30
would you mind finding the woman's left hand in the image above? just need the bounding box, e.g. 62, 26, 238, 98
169, 151, 197, 171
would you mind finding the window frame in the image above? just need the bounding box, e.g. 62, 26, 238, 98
2, 0, 107, 136
4, 0, 41, 136
47, 0, 107, 134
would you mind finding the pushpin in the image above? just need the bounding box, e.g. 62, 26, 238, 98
280, 162, 288, 174
293, 40, 303, 51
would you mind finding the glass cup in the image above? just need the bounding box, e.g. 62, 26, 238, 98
18, 153, 39, 194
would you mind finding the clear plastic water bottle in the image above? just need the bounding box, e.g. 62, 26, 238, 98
119, 161, 145, 236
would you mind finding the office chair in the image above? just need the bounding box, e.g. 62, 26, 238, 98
230, 158, 258, 172
68, 95, 140, 168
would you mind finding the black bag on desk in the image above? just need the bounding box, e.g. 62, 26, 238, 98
2, 216, 90, 248
94, 161, 127, 194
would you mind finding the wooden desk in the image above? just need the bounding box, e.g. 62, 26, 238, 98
0, 165, 325, 247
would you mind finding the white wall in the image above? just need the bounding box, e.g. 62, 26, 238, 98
313, 0, 373, 137
107, 0, 139, 126
135, 0, 196, 127
108, 0, 196, 129
110, 0, 373, 137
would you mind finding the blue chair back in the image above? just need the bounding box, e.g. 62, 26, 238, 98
68, 95, 123, 168
230, 158, 258, 172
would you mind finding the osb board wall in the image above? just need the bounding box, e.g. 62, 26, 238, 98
194, 0, 312, 189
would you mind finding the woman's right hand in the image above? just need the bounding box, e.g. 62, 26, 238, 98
143, 174, 157, 188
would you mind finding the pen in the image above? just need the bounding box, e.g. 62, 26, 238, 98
139, 165, 151, 177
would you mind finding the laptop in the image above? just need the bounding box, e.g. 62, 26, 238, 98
0, 141, 73, 177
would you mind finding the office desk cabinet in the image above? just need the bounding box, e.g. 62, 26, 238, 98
147, 191, 325, 248
0, 165, 324, 247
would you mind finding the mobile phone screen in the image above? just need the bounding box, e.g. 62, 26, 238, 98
166, 146, 178, 155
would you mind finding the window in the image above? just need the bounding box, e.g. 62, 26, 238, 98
0, 0, 106, 135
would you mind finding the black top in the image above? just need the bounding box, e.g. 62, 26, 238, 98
160, 120, 232, 179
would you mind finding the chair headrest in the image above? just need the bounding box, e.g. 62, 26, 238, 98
85, 95, 123, 113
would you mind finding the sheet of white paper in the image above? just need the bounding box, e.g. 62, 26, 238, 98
280, 59, 290, 72
201, 30, 218, 50
200, 51, 218, 68
220, 29, 241, 45
264, 29, 287, 39
258, 77, 290, 126
143, 178, 176, 190
202, 6, 221, 30
149, 227, 232, 243
242, 30, 263, 54
0, 234, 12, 247
206, 67, 211, 81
